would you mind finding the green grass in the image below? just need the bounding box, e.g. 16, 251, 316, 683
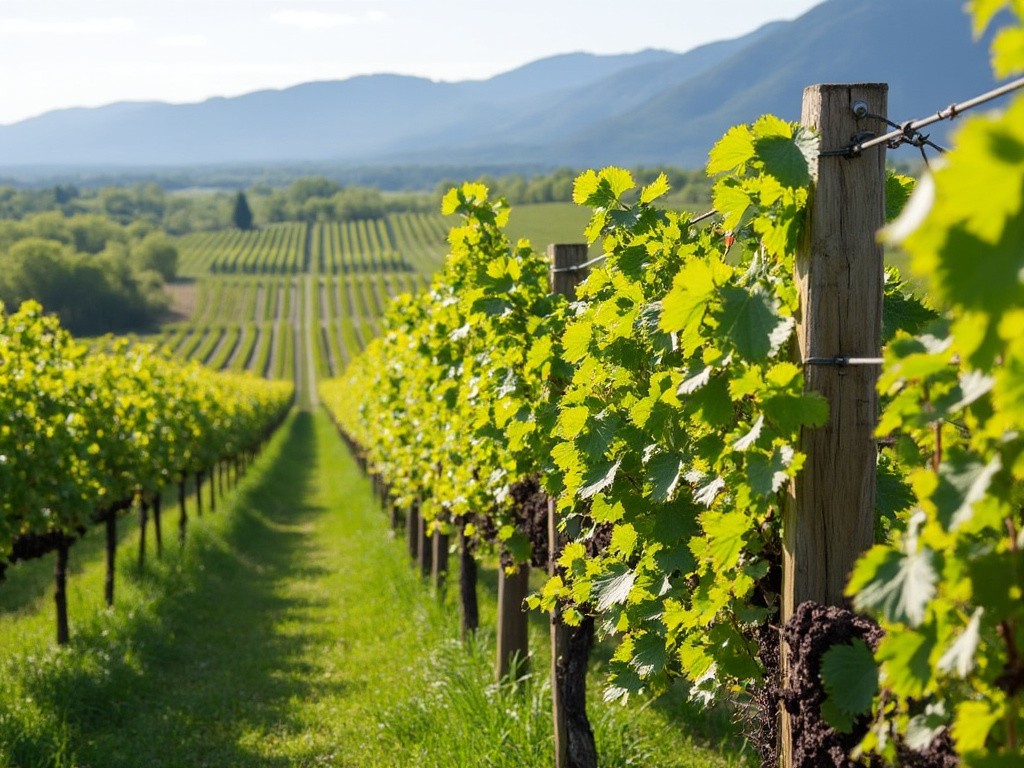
505, 203, 596, 257
0, 411, 752, 767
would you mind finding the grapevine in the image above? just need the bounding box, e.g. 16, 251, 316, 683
839, 2, 1024, 763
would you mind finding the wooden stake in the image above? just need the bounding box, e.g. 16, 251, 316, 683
195, 472, 204, 517
153, 493, 163, 558
548, 243, 596, 768
781, 82, 887, 767
178, 478, 188, 547
431, 531, 449, 593
55, 537, 70, 645
406, 503, 419, 563
139, 498, 149, 568
105, 513, 116, 607
495, 564, 530, 682
458, 522, 479, 641
417, 513, 433, 578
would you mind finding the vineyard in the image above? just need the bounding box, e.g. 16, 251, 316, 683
154, 213, 442, 384
3, 4, 1024, 767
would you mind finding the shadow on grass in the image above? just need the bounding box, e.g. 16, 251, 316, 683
5, 411, 345, 768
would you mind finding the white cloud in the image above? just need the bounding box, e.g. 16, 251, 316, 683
158, 34, 208, 48
270, 9, 386, 30
0, 16, 136, 37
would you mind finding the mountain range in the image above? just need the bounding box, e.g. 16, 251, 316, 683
0, 0, 1006, 172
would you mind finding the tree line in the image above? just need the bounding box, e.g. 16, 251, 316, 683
0, 212, 179, 336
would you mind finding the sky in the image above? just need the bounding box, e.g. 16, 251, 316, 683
0, 0, 824, 126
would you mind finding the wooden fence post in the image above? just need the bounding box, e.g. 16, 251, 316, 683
431, 531, 449, 593
495, 564, 530, 681
153, 494, 163, 558
458, 521, 479, 641
55, 536, 70, 645
105, 513, 117, 607
548, 243, 597, 768
139, 499, 149, 568
781, 83, 887, 766
406, 502, 419, 563
417, 512, 433, 578
178, 479, 188, 547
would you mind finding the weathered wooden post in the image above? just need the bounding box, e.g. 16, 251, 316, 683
178, 478, 188, 547
458, 521, 479, 641
548, 243, 597, 768
138, 498, 149, 567
406, 502, 419, 563
153, 493, 163, 558
781, 83, 886, 766
105, 512, 117, 607
55, 536, 70, 645
431, 529, 449, 593
417, 512, 433, 578
495, 564, 530, 681
195, 471, 204, 517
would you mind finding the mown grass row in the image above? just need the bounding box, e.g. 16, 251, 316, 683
0, 410, 751, 768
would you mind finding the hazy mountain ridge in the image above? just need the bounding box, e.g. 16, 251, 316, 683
0, 0, 1002, 171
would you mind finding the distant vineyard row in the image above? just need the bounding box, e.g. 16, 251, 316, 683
150, 272, 424, 380
176, 213, 449, 277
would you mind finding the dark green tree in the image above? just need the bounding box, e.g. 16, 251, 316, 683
232, 191, 254, 230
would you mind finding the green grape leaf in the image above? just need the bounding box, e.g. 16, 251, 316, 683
932, 453, 1002, 531
610, 523, 639, 559
702, 510, 751, 570
572, 170, 599, 205
970, 0, 1009, 37
647, 453, 684, 504
716, 286, 794, 361
904, 703, 949, 751
819, 639, 879, 734
556, 405, 590, 440
848, 545, 937, 627
762, 391, 828, 433
968, 550, 1024, 617
885, 172, 916, 223
992, 26, 1024, 77
708, 124, 755, 175
753, 134, 812, 190
630, 632, 669, 678
579, 459, 622, 500
693, 476, 726, 508
746, 445, 795, 497
733, 414, 765, 452
882, 283, 939, 344
562, 320, 593, 363
660, 258, 720, 340
952, 699, 1002, 755
876, 457, 915, 524
876, 628, 936, 699
713, 180, 752, 231
592, 565, 637, 611
640, 173, 671, 204
937, 607, 984, 678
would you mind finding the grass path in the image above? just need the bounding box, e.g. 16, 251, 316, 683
0, 411, 751, 767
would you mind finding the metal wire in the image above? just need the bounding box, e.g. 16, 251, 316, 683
820, 75, 1024, 158
804, 356, 885, 366
550, 253, 608, 274
549, 209, 720, 274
